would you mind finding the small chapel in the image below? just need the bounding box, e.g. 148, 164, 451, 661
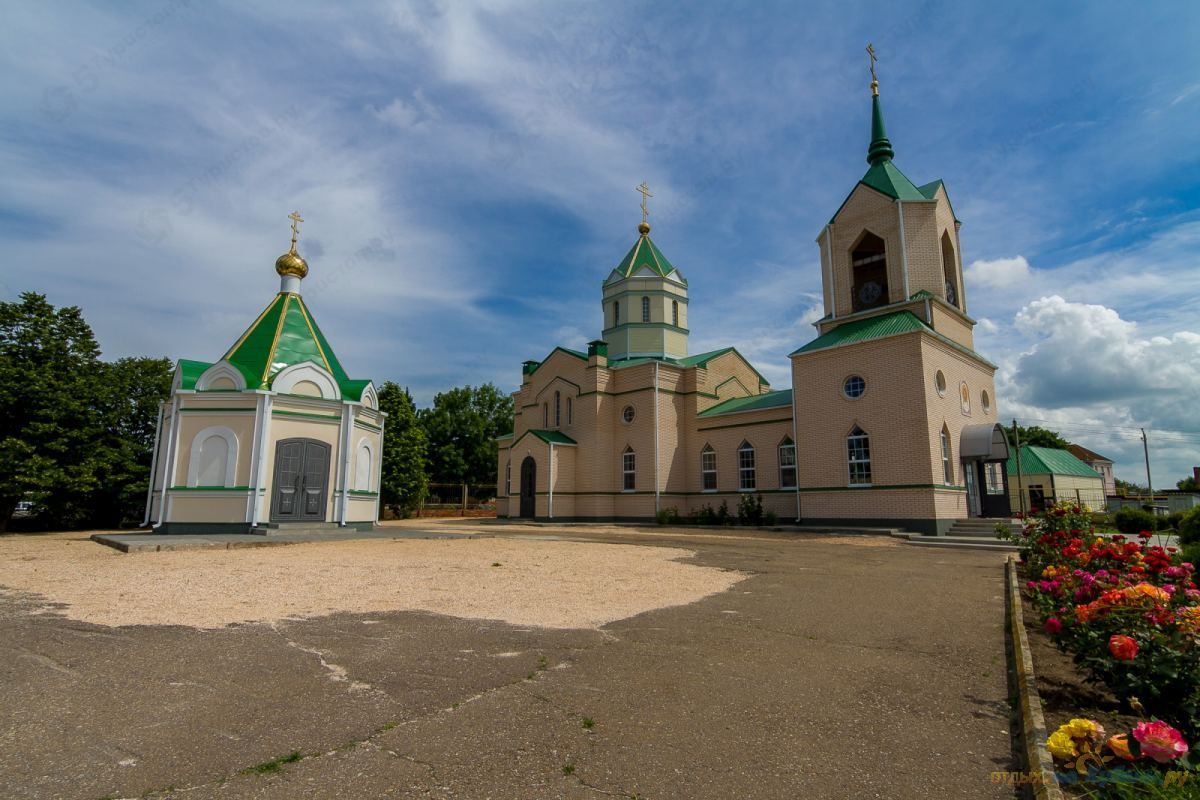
496, 58, 1012, 534
143, 214, 385, 533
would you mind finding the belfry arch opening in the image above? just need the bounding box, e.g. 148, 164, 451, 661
850, 231, 889, 312
941, 231, 960, 309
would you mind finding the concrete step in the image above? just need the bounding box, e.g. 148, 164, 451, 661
253, 522, 345, 536
903, 537, 1020, 552
945, 519, 1022, 539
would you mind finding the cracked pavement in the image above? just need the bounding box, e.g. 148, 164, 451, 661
1, 527, 1018, 799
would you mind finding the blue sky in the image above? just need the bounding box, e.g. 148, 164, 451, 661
2, 1, 1198, 487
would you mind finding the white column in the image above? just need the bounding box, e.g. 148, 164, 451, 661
141, 402, 165, 527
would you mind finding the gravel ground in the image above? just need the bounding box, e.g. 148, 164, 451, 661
0, 532, 744, 629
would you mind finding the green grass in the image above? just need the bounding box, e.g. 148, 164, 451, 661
537, 656, 548, 671
239, 751, 303, 776
581, 717, 595, 729
562, 763, 575, 776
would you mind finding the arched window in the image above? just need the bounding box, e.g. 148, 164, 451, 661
642, 296, 651, 322
941, 230, 960, 309
543, 403, 548, 427
614, 301, 620, 325
567, 396, 573, 425
186, 426, 238, 488
672, 300, 679, 327
554, 391, 561, 427
779, 437, 797, 489
850, 231, 889, 312
622, 446, 636, 491
738, 441, 756, 490
701, 444, 717, 491
940, 426, 953, 485
505, 460, 511, 495
847, 426, 871, 485
354, 442, 373, 491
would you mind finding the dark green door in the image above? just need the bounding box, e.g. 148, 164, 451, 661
271, 438, 330, 522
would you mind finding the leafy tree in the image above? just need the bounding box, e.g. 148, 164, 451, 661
0, 293, 169, 530
418, 383, 513, 487
1177, 475, 1199, 492
1005, 424, 1071, 450
1115, 478, 1148, 496
378, 382, 428, 518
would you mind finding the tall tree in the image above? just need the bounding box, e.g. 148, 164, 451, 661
418, 383, 513, 486
0, 293, 105, 530
1006, 424, 1071, 450
378, 382, 428, 518
1177, 475, 1198, 492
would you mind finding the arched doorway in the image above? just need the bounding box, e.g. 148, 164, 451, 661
519, 456, 536, 518
271, 438, 331, 522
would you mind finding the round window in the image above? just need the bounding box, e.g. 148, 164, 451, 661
622, 405, 635, 424
843, 375, 866, 399
981, 390, 991, 414
960, 382, 971, 414
935, 370, 947, 397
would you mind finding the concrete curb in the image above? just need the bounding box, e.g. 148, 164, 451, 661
1006, 554, 1065, 800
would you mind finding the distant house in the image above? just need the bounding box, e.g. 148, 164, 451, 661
1068, 444, 1116, 496
1007, 445, 1106, 513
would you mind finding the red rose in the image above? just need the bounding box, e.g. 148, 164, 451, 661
1108, 634, 1138, 661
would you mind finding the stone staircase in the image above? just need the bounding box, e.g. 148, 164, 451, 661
893, 518, 1023, 552
945, 518, 1023, 539
253, 522, 347, 536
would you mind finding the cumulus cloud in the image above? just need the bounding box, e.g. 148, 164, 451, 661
965, 255, 1033, 290
1010, 295, 1200, 431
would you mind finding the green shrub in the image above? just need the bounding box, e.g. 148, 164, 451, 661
655, 507, 681, 525
715, 500, 732, 526
1182, 541, 1200, 566
1162, 510, 1186, 531
1113, 506, 1157, 534
763, 510, 778, 526
736, 493, 765, 526
1178, 507, 1200, 546
690, 504, 715, 525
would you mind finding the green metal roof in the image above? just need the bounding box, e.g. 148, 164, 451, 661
909, 289, 936, 300
790, 309, 994, 367
608, 347, 770, 386
861, 160, 926, 201
613, 233, 682, 281
528, 429, 577, 445
177, 359, 213, 389
698, 389, 793, 418
917, 179, 944, 199
1006, 445, 1104, 480
177, 292, 371, 400
791, 310, 927, 355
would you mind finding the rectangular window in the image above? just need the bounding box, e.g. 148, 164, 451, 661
941, 432, 953, 485
779, 442, 797, 488
985, 462, 1005, 495
672, 300, 679, 327
554, 392, 560, 427
567, 397, 572, 425
702, 449, 717, 491
738, 446, 756, 490
847, 432, 871, 485
642, 296, 650, 322
622, 450, 635, 492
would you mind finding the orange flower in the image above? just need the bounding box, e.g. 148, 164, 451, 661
1107, 734, 1135, 761
1108, 635, 1139, 661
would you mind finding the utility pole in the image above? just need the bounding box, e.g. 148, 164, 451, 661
1142, 428, 1154, 510
1014, 419, 1026, 517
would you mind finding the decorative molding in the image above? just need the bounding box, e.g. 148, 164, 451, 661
185, 425, 239, 488
271, 360, 341, 400
196, 360, 248, 392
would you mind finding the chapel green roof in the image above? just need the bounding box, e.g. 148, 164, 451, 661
1006, 446, 1104, 480
698, 389, 793, 418
789, 309, 995, 367
528, 429, 578, 445
608, 347, 769, 386
177, 292, 370, 401
612, 232, 683, 281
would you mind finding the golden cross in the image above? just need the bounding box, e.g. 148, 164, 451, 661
288, 210, 304, 251
866, 43, 879, 92
636, 182, 652, 225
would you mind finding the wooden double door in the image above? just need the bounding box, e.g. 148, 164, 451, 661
270, 438, 331, 522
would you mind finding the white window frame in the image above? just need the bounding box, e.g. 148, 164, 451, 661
847, 426, 872, 486
779, 438, 797, 489
940, 427, 953, 485
701, 444, 717, 492
622, 447, 636, 492
738, 441, 756, 491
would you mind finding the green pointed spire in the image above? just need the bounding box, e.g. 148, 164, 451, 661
867, 92, 894, 165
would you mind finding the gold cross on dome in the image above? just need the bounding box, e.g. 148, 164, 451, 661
866, 43, 879, 93
288, 210, 304, 251
636, 182, 652, 225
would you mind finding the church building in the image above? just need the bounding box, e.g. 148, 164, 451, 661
143, 214, 385, 533
496, 63, 1011, 534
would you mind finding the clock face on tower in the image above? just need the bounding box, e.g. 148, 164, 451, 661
858, 280, 883, 306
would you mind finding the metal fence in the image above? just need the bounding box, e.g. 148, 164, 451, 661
1015, 487, 1108, 515
419, 483, 497, 517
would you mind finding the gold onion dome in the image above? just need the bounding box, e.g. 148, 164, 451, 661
275, 210, 309, 279
275, 249, 308, 279
638, 221, 651, 236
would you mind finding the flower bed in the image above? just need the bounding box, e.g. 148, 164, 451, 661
1008, 502, 1199, 794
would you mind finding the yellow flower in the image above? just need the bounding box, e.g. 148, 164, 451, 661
1066, 718, 1105, 742
1048, 728, 1080, 760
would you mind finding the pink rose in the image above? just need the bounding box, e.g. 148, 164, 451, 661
1044, 617, 1063, 635
1132, 721, 1189, 763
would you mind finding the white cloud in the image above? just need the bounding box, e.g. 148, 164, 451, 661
965, 255, 1033, 290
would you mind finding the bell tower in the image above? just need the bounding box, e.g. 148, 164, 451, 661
601, 183, 690, 362
816, 46, 972, 348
